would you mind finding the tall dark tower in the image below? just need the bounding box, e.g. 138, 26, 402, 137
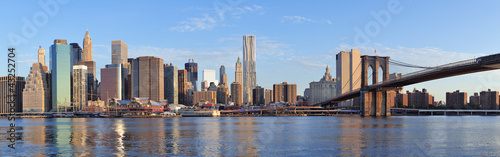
185, 58, 198, 91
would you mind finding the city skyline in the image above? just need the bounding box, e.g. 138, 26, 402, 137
3, 1, 500, 102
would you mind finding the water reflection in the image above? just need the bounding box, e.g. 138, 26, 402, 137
1, 116, 500, 156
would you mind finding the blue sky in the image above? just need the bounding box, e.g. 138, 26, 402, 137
2, 0, 500, 102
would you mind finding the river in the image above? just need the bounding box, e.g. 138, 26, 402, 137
1, 116, 499, 156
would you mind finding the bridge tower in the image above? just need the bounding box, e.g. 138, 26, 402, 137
360, 55, 392, 116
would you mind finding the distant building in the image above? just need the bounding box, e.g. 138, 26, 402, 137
309, 65, 336, 105
38, 46, 46, 67
231, 82, 243, 106
480, 89, 499, 110
178, 69, 188, 105
1, 76, 25, 113
82, 30, 92, 62
203, 70, 218, 87
100, 64, 123, 102
131, 56, 164, 101
208, 82, 217, 92
336, 49, 361, 106
265, 89, 273, 105
23, 63, 50, 112
273, 82, 297, 105
470, 92, 480, 105
395, 92, 408, 107
220, 65, 226, 85
185, 59, 198, 91
111, 40, 128, 65
77, 61, 97, 101
216, 85, 229, 104
164, 63, 178, 104
70, 43, 82, 67
50, 39, 73, 112
201, 81, 210, 91
193, 90, 217, 105
235, 57, 243, 84
446, 90, 467, 109
73, 65, 87, 111
252, 86, 265, 107
243, 35, 257, 104
407, 88, 434, 109
303, 88, 310, 101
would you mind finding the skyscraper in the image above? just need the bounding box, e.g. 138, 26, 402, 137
82, 30, 92, 61
164, 63, 178, 104
73, 65, 87, 111
235, 57, 243, 84
37, 46, 47, 71
185, 59, 198, 91
217, 84, 229, 104
480, 89, 499, 110
178, 69, 188, 105
243, 35, 257, 104
231, 82, 243, 106
131, 56, 164, 101
203, 69, 218, 86
0, 76, 25, 113
100, 64, 122, 102
50, 39, 73, 112
446, 90, 467, 109
112, 40, 128, 65
265, 89, 273, 105
219, 65, 226, 85
70, 43, 82, 66
336, 49, 361, 106
78, 30, 97, 101
23, 63, 50, 112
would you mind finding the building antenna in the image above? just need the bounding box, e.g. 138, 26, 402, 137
192, 49, 195, 62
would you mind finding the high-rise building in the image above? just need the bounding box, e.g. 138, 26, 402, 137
185, 59, 198, 91
112, 40, 128, 65
395, 92, 408, 107
231, 82, 243, 106
203, 69, 218, 86
303, 88, 310, 101
73, 65, 87, 111
178, 69, 188, 105
336, 49, 361, 106
50, 39, 73, 112
208, 82, 218, 91
217, 85, 229, 104
252, 86, 265, 107
480, 89, 499, 110
446, 90, 467, 109
265, 89, 273, 105
164, 63, 178, 104
193, 90, 217, 105
309, 65, 337, 105
100, 64, 122, 102
77, 61, 97, 101
70, 43, 82, 66
273, 82, 297, 105
407, 88, 434, 109
220, 65, 226, 85
82, 30, 92, 61
131, 56, 164, 101
201, 81, 210, 91
23, 63, 50, 112
235, 57, 243, 84
37, 46, 48, 71
1, 76, 25, 113
243, 35, 257, 104
470, 92, 480, 105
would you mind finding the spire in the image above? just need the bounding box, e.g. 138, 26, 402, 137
85, 29, 90, 38
237, 57, 240, 63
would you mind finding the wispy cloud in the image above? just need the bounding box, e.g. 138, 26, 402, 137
281, 16, 332, 24
281, 16, 316, 23
170, 5, 265, 32
169, 14, 218, 32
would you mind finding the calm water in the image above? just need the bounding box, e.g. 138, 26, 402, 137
0, 116, 500, 156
